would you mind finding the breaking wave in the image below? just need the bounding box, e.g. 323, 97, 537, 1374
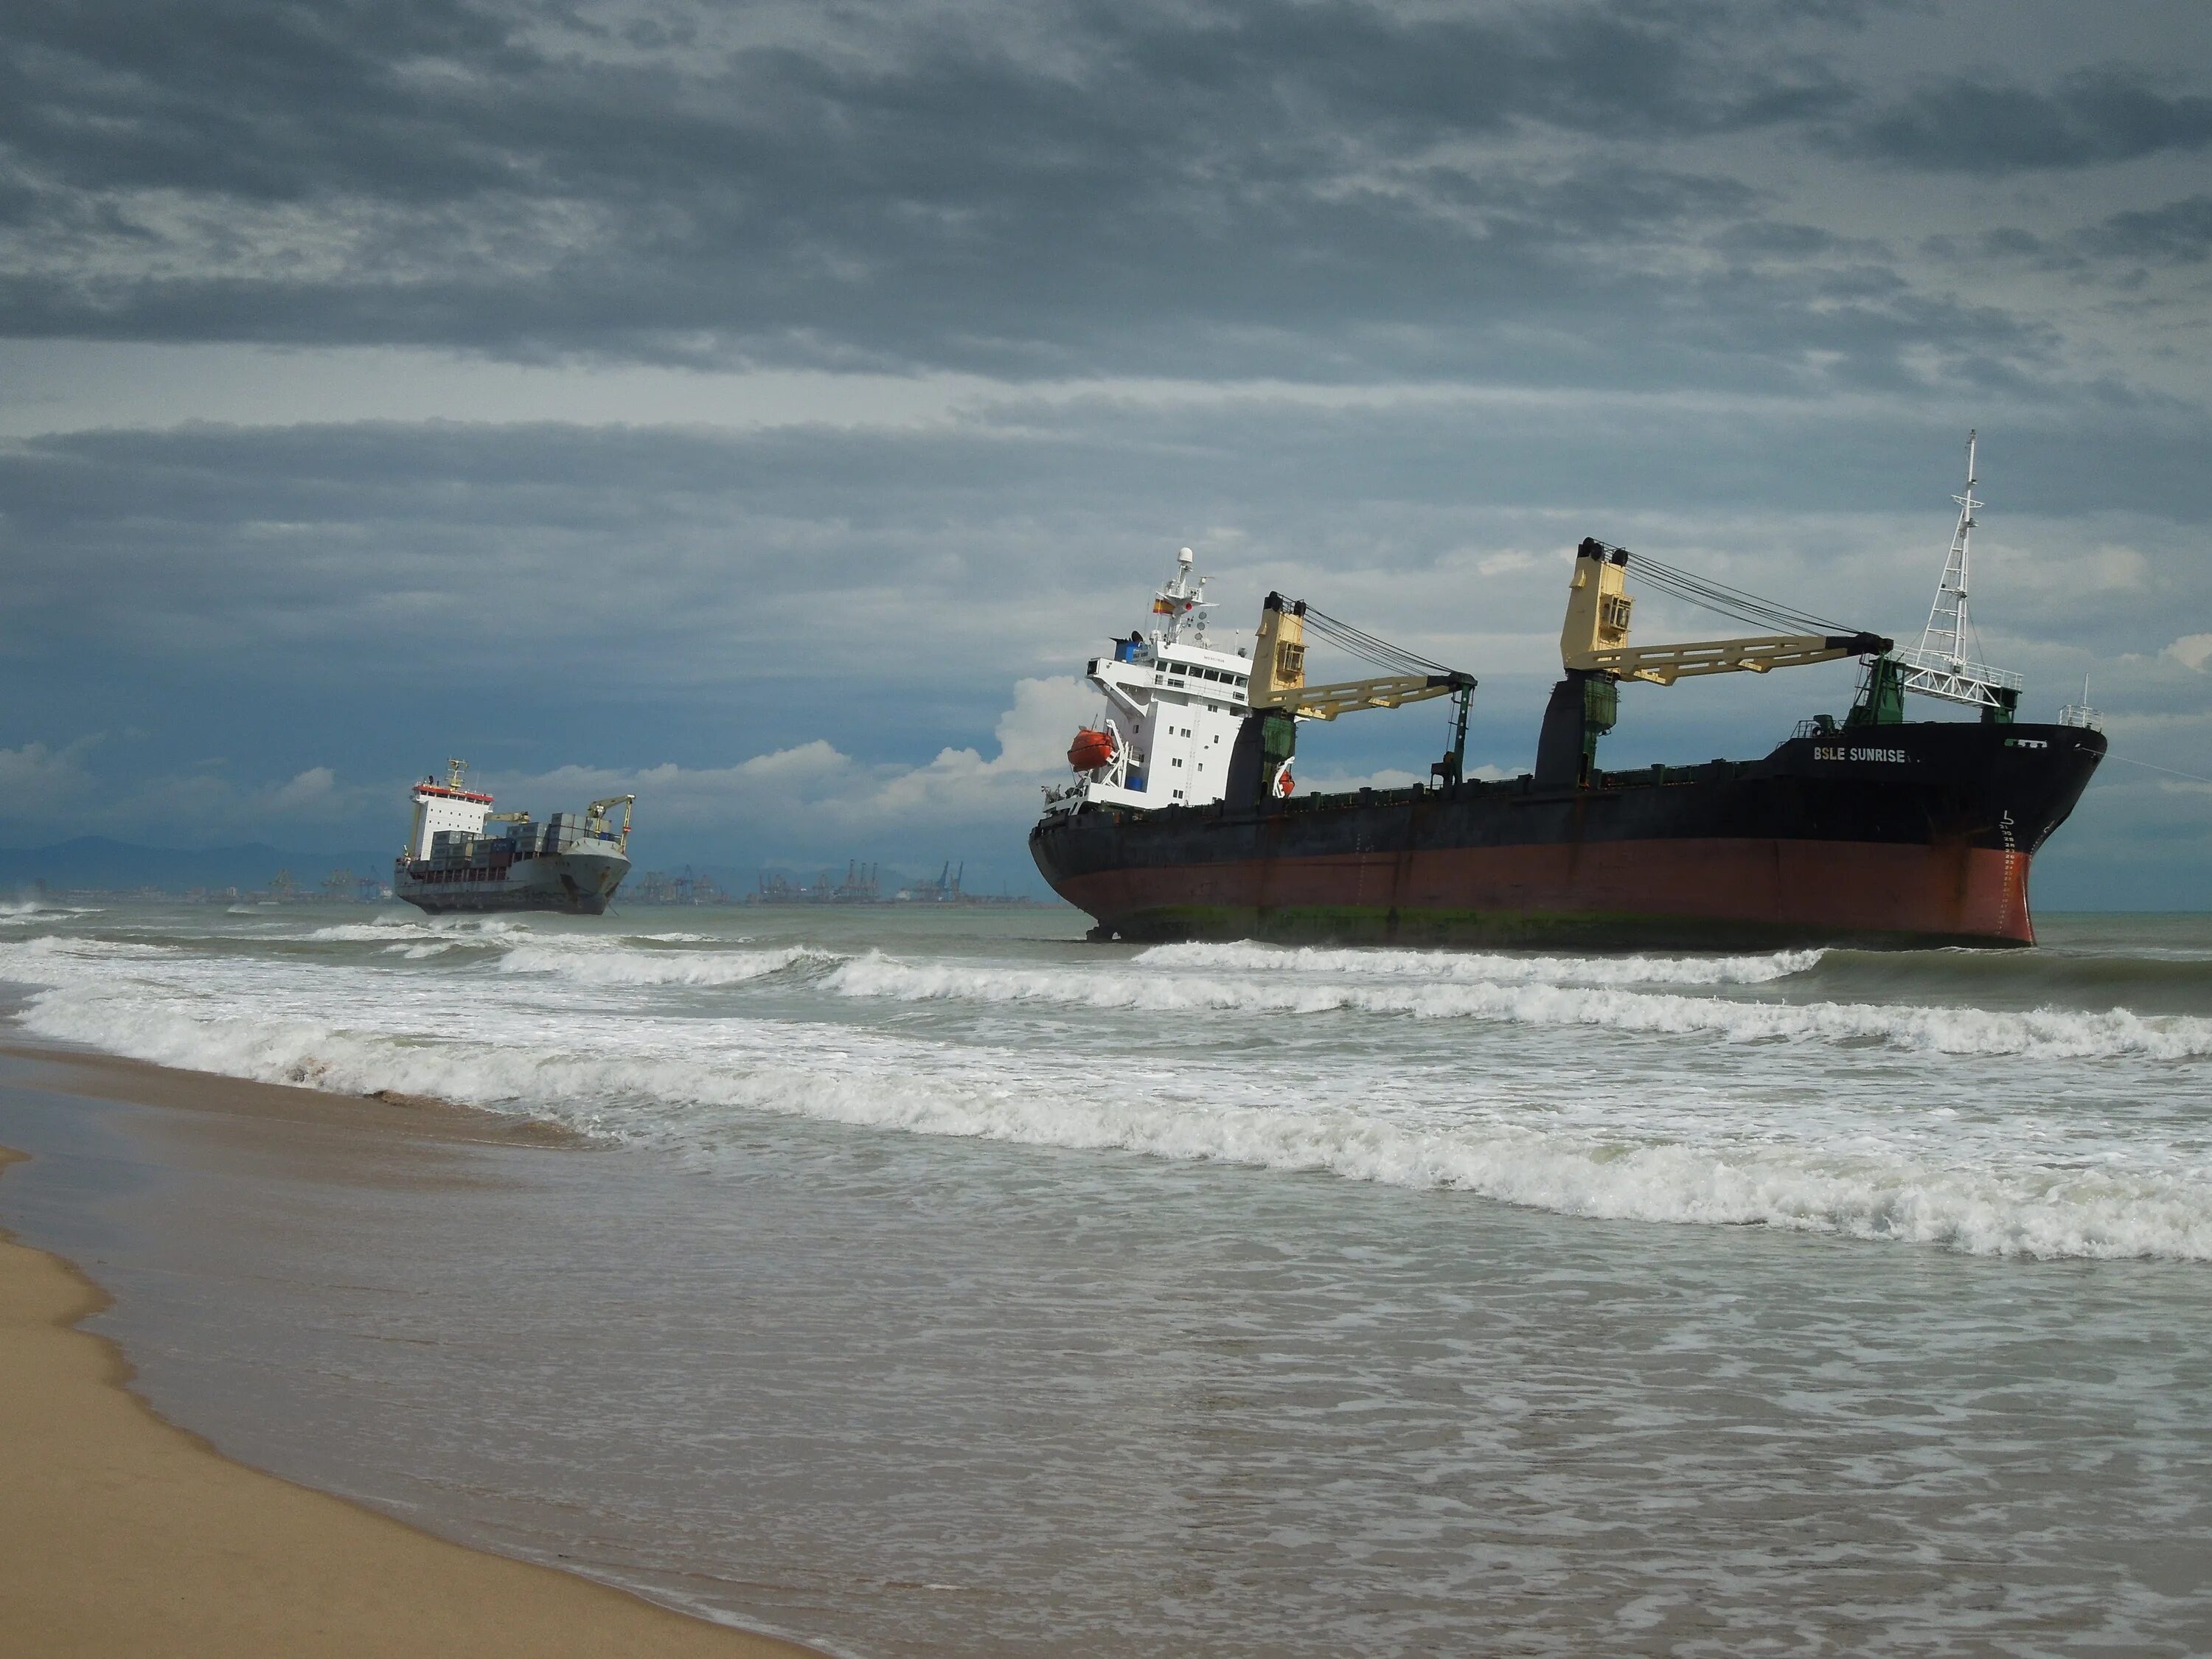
494, 941, 838, 987
7, 902, 2209, 1265
1135, 940, 1824, 986
12, 981, 2210, 1262
0, 899, 102, 924
304, 917, 529, 945
0, 936, 178, 975
826, 954, 2212, 1060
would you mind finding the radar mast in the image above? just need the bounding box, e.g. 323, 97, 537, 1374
1890, 431, 2023, 712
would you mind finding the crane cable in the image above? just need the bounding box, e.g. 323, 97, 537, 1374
1284, 540, 1864, 682
1586, 540, 1863, 638
1295, 603, 1457, 678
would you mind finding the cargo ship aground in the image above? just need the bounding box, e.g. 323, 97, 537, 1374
1032, 439, 2104, 949
394, 762, 636, 915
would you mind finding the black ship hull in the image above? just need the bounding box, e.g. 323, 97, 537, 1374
1031, 720, 2104, 950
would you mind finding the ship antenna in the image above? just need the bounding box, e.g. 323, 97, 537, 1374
1922, 428, 1978, 670
1153, 546, 1203, 647
1892, 431, 2022, 712
446, 757, 468, 790
2061, 669, 2101, 730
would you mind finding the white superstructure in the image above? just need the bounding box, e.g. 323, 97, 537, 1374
1046, 549, 1256, 815
406, 757, 495, 858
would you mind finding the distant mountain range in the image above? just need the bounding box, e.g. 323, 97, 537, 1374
0, 837, 394, 894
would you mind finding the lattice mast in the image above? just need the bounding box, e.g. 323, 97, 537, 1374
1928, 431, 1978, 663
1891, 431, 2021, 711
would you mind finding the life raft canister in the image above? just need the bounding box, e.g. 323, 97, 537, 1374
1068, 728, 1116, 772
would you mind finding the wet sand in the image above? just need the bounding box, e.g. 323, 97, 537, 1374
0, 1047, 823, 1659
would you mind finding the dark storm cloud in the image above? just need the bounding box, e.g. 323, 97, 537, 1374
0, 0, 1962, 381
2093, 195, 2212, 264
4, 397, 2206, 884
3, 1, 2207, 891
1834, 67, 2212, 173
1924, 191, 2212, 276
2, 0, 1840, 201
6, 392, 2205, 702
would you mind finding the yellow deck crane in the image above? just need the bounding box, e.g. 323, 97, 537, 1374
1231, 591, 1477, 801
1536, 538, 1891, 789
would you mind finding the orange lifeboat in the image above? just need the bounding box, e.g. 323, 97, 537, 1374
1068, 728, 1116, 772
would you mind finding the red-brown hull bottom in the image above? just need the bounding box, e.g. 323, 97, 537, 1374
1051, 837, 2037, 949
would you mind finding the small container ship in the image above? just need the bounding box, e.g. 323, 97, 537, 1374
394, 761, 636, 915
1032, 437, 2104, 949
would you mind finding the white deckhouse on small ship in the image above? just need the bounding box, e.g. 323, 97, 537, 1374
394, 759, 636, 915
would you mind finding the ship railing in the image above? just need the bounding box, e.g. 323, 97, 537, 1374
1890, 646, 2025, 692
2058, 703, 2103, 730
1589, 762, 1698, 788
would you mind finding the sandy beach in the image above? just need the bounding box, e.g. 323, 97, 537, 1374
0, 1048, 823, 1659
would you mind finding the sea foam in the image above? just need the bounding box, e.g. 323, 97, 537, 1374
8, 906, 2209, 1265
13, 978, 2210, 1262
1135, 940, 1825, 986
494, 941, 837, 987
825, 953, 2212, 1060
305, 917, 529, 945
0, 899, 102, 924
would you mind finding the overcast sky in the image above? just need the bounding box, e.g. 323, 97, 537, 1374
2, 0, 2208, 902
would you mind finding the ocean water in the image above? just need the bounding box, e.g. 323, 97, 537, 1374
1, 897, 2210, 1654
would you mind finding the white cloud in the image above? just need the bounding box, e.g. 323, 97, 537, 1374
0, 738, 98, 801
493, 680, 1513, 849
481, 677, 1102, 855
267, 766, 340, 813
91, 762, 372, 840
2065, 544, 2152, 592
2166, 633, 2212, 673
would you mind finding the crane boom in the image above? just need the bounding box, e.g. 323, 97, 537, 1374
585, 794, 636, 852
1559, 538, 1890, 682
1537, 538, 1891, 790
1257, 672, 1470, 720
1573, 631, 1889, 684
1251, 591, 1475, 720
